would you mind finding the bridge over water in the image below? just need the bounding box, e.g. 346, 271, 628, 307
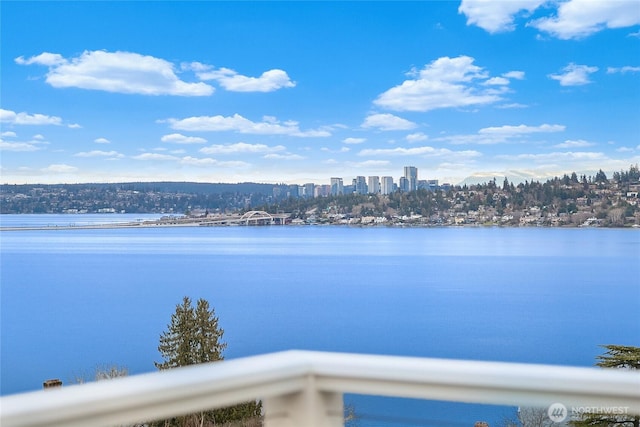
199, 211, 290, 226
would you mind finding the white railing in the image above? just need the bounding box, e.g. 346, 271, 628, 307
1, 350, 639, 427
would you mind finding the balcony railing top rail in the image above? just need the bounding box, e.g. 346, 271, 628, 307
1, 350, 639, 427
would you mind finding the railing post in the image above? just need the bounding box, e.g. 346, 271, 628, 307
263, 375, 344, 427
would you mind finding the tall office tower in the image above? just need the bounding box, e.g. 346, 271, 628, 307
315, 185, 331, 197
381, 176, 394, 195
288, 184, 300, 198
355, 176, 368, 195
303, 183, 315, 199
399, 176, 409, 192
404, 166, 418, 192
367, 176, 380, 194
330, 177, 344, 196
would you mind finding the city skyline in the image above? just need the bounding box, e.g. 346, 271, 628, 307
1, 1, 639, 185
285, 165, 449, 198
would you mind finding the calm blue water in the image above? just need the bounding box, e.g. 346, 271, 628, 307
0, 213, 164, 228
1, 215, 639, 426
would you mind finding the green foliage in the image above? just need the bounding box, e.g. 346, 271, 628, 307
569, 345, 639, 427
596, 344, 640, 370
153, 297, 261, 427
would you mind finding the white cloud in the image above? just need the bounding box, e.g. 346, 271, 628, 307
460, 0, 640, 39
496, 103, 528, 109
15, 52, 66, 66
68, 123, 82, 129
179, 156, 218, 167
74, 150, 124, 158
616, 146, 635, 153
479, 124, 566, 135
374, 56, 507, 112
0, 141, 41, 152
161, 133, 207, 144
484, 77, 510, 86
42, 164, 78, 173
0, 132, 50, 152
554, 139, 595, 148
17, 50, 214, 96
549, 63, 598, 86
132, 153, 179, 161
200, 142, 286, 154
406, 132, 428, 142
503, 71, 525, 80
358, 146, 481, 158
196, 66, 295, 92
94, 137, 111, 144
496, 151, 606, 162
459, 0, 545, 33
321, 147, 350, 153
179, 156, 250, 168
530, 0, 640, 39
438, 123, 565, 145
0, 108, 62, 125
361, 113, 417, 131
342, 137, 367, 145
263, 153, 305, 160
607, 66, 640, 74
166, 113, 331, 137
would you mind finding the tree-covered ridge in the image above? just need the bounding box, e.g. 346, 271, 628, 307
0, 182, 287, 214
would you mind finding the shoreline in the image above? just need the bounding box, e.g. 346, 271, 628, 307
1, 219, 638, 231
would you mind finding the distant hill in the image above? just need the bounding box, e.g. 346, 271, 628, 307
0, 182, 288, 214
1, 182, 279, 195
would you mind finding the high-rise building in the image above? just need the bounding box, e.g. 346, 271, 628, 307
399, 176, 409, 192
303, 183, 315, 199
367, 176, 380, 194
330, 177, 344, 196
288, 184, 300, 198
315, 184, 331, 197
380, 176, 394, 195
355, 176, 368, 195
404, 166, 418, 192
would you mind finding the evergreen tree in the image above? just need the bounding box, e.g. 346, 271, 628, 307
155, 297, 198, 370
193, 298, 227, 364
595, 169, 608, 183
154, 297, 261, 427
569, 345, 639, 427
596, 344, 640, 370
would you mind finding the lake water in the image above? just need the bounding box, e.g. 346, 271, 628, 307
1, 215, 639, 426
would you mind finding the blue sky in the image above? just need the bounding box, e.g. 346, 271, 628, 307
1, 1, 639, 185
